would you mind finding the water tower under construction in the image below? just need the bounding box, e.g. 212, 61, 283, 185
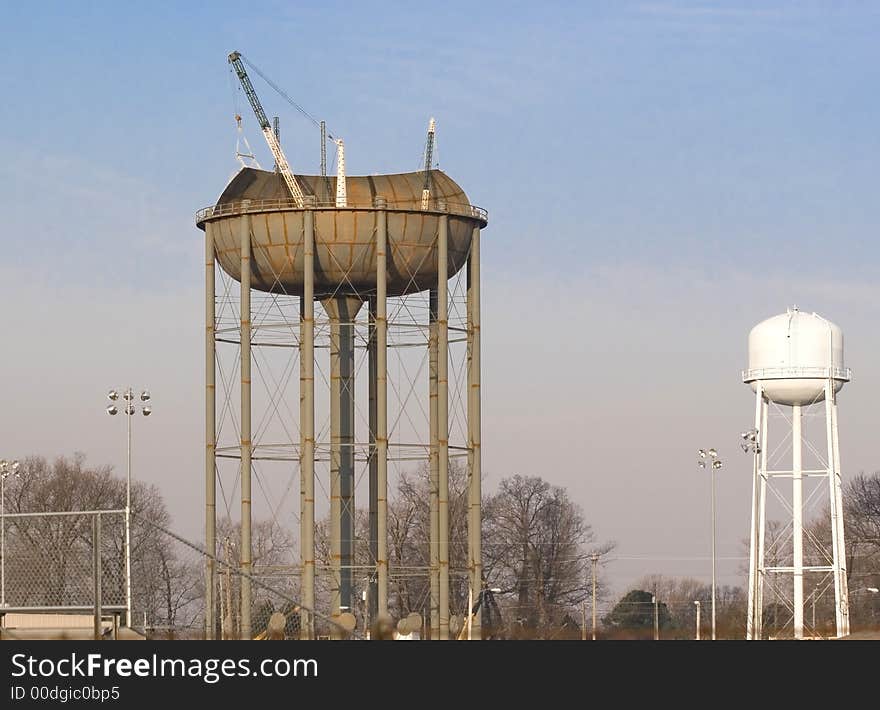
742, 307, 850, 639
196, 53, 487, 639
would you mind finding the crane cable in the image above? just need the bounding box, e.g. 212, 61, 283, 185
239, 54, 337, 144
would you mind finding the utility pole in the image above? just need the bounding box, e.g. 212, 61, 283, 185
653, 589, 659, 641
92, 515, 102, 640
223, 536, 234, 640
1, 459, 22, 608
811, 584, 820, 634
581, 599, 587, 641
590, 552, 599, 640
467, 586, 474, 641
362, 586, 368, 638
218, 569, 225, 640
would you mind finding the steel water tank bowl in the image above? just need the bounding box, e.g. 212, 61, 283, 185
196, 168, 488, 297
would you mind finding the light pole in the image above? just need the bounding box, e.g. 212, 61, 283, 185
590, 551, 599, 640
106, 387, 152, 628
697, 447, 722, 640
581, 596, 587, 641
694, 600, 701, 640
810, 584, 819, 633
1, 459, 22, 608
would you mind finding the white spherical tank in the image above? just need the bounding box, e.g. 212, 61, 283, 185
742, 307, 850, 406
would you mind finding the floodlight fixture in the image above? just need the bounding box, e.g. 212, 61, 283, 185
0, 459, 21, 479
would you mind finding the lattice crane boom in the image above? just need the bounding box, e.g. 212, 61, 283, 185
228, 51, 305, 207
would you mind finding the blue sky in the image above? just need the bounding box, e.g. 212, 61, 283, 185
2, 1, 880, 601
5, 2, 880, 282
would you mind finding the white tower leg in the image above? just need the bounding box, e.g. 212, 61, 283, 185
825, 382, 850, 637
831, 396, 849, 636
757, 398, 768, 637
747, 389, 769, 640
792, 404, 804, 639
747, 384, 763, 639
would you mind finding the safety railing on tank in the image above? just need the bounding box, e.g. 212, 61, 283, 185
195, 197, 488, 225
742, 366, 852, 382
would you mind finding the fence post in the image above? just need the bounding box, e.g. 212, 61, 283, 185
93, 514, 102, 641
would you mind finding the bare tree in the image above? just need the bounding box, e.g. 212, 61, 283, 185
307, 460, 472, 635
483, 474, 614, 638
843, 473, 880, 589
633, 574, 745, 639
213, 516, 297, 638
4, 454, 200, 636
128, 483, 202, 637
805, 471, 880, 632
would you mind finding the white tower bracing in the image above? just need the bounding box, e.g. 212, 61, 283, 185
742, 307, 850, 640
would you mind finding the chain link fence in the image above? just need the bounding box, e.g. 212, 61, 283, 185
0, 510, 126, 613
1, 510, 470, 640
0, 509, 127, 638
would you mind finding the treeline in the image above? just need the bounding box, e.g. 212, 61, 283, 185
3, 454, 202, 633
3, 455, 614, 639
605, 470, 880, 639
221, 463, 616, 639
9, 454, 877, 639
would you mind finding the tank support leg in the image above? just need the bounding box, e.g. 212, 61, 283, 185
239, 204, 253, 640
300, 202, 316, 639
323, 295, 363, 638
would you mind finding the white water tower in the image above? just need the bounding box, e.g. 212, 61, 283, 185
742, 306, 850, 639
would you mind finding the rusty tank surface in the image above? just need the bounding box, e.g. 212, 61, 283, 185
195, 167, 488, 297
